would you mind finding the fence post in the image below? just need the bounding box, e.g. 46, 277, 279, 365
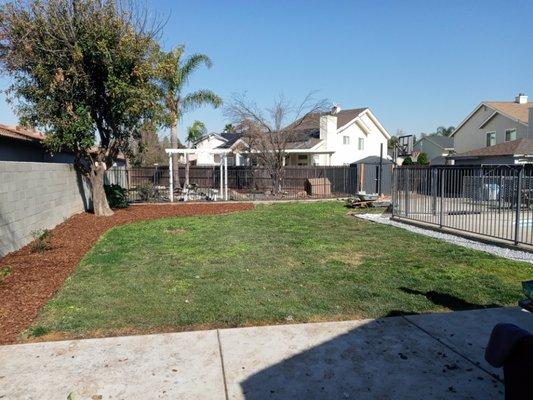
514, 167, 523, 245
498, 174, 503, 213
439, 169, 445, 228
405, 168, 410, 217
431, 168, 437, 215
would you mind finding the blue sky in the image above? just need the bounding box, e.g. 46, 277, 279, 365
0, 0, 532, 141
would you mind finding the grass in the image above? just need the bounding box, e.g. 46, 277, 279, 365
30, 202, 533, 338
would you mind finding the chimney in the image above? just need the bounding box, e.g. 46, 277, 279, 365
516, 93, 528, 104
320, 114, 337, 151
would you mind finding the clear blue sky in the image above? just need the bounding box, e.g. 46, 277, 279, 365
0, 0, 532, 141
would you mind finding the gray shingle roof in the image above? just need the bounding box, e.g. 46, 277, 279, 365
452, 138, 533, 158
423, 135, 454, 149
216, 132, 244, 149
289, 108, 368, 133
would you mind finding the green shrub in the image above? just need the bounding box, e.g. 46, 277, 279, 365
417, 152, 429, 165
402, 156, 413, 166
104, 184, 129, 209
136, 183, 158, 202
30, 229, 53, 253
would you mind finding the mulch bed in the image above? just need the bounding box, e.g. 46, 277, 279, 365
0, 203, 253, 345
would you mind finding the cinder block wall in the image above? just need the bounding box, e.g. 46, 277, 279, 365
0, 161, 91, 256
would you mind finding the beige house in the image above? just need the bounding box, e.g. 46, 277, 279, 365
451, 93, 533, 154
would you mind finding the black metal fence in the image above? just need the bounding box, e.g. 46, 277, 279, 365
106, 163, 395, 202
392, 165, 533, 246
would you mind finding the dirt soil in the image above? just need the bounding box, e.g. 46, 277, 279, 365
0, 203, 253, 345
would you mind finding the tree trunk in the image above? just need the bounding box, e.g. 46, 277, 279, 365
90, 163, 114, 216
185, 153, 190, 187
170, 122, 181, 189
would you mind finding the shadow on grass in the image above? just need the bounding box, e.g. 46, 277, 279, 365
400, 287, 500, 311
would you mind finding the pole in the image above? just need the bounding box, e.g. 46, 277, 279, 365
405, 168, 410, 217
514, 167, 523, 245
224, 154, 228, 200
219, 158, 223, 201
169, 154, 174, 202
378, 143, 383, 196
439, 169, 445, 227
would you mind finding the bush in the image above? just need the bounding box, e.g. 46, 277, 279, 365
417, 152, 429, 165
104, 184, 129, 209
136, 183, 160, 202
30, 229, 53, 253
402, 156, 413, 166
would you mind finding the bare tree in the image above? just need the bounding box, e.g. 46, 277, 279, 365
225, 93, 328, 194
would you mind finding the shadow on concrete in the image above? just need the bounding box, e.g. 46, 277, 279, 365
237, 317, 498, 399
400, 287, 500, 311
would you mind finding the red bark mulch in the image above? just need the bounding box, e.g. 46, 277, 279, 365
0, 203, 253, 345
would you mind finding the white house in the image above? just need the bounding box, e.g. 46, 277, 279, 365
451, 93, 533, 154
193, 107, 391, 166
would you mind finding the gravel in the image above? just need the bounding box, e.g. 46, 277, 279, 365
356, 213, 533, 264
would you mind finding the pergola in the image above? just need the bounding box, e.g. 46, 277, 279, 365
165, 148, 232, 202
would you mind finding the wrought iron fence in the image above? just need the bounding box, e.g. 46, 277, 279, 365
392, 165, 533, 246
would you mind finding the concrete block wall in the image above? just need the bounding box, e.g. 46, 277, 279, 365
0, 161, 91, 256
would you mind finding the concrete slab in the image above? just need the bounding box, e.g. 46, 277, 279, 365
0, 330, 225, 400
219, 317, 502, 400
405, 307, 533, 381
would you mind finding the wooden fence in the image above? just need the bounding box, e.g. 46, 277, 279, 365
106, 163, 392, 202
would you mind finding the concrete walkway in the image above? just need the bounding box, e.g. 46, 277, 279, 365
1, 307, 532, 400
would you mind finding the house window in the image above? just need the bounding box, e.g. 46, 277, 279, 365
297, 154, 308, 166
343, 136, 350, 145
505, 129, 516, 142
358, 138, 364, 150
486, 132, 496, 147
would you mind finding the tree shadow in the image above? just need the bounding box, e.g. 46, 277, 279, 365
75, 170, 92, 211
0, 206, 18, 257
400, 287, 500, 311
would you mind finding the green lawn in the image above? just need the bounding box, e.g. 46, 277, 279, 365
30, 202, 533, 338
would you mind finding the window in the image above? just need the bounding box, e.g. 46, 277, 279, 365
486, 132, 496, 147
343, 136, 350, 145
505, 129, 516, 142
358, 138, 365, 150
297, 154, 308, 166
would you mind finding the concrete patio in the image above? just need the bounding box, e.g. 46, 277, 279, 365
1, 307, 532, 400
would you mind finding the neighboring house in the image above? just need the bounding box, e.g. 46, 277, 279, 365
192, 132, 244, 166
0, 124, 49, 162
451, 93, 533, 154
193, 107, 391, 166
450, 138, 533, 165
413, 135, 454, 165
0, 123, 126, 165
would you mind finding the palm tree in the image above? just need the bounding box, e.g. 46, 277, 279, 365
185, 120, 207, 187
159, 46, 222, 190
223, 123, 236, 133
436, 126, 455, 137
